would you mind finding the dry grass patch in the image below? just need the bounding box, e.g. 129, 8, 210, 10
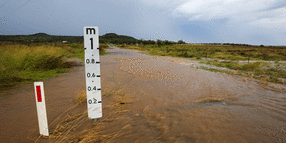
106, 89, 133, 109
75, 90, 87, 105
34, 89, 135, 142
193, 98, 225, 104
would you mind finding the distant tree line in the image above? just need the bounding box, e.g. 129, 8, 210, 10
0, 32, 187, 45
1, 32, 264, 47
99, 33, 186, 46
0, 33, 83, 43
222, 43, 252, 46
200, 43, 252, 46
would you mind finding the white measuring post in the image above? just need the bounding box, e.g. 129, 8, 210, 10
84, 26, 102, 119
34, 82, 49, 136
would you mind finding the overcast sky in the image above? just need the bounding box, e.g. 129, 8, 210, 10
0, 0, 285, 45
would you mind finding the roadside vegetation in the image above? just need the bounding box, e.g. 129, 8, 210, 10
0, 41, 109, 91
116, 44, 286, 85
38, 88, 133, 143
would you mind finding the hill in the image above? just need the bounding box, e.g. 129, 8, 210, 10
99, 33, 138, 44
100, 33, 137, 41
0, 33, 83, 43
0, 33, 139, 44
29, 33, 51, 37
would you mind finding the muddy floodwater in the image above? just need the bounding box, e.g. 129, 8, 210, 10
99, 46, 286, 142
0, 46, 285, 143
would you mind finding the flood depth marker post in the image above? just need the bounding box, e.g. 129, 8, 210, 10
34, 82, 49, 136
84, 26, 102, 121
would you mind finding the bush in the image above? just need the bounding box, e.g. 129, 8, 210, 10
266, 76, 282, 84
241, 62, 261, 71
278, 71, 286, 78
225, 62, 235, 68
20, 54, 69, 70
99, 44, 109, 55
166, 47, 171, 53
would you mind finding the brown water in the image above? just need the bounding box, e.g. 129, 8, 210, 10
99, 47, 286, 142
1, 46, 285, 143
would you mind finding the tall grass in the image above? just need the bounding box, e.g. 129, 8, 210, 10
0, 43, 72, 89
0, 42, 110, 90
99, 43, 109, 55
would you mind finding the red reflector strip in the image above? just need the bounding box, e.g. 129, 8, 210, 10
36, 86, 42, 102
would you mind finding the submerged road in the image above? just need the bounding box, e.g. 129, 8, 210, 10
0, 46, 285, 142
100, 46, 286, 142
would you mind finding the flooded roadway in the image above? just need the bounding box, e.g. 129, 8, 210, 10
100, 46, 286, 142
1, 45, 284, 143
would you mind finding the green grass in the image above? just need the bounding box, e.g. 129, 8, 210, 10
203, 61, 262, 72
0, 42, 109, 91
202, 60, 286, 84
0, 42, 72, 89
117, 44, 286, 61
200, 67, 236, 75
200, 67, 284, 84
99, 43, 109, 55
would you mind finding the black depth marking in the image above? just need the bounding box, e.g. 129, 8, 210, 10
97, 48, 99, 50
98, 101, 102, 103
96, 62, 100, 64
84, 48, 87, 50
97, 88, 101, 90
97, 75, 100, 77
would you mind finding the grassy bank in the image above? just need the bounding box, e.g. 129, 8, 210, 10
116, 44, 286, 84
201, 60, 286, 84
0, 42, 109, 91
116, 44, 286, 61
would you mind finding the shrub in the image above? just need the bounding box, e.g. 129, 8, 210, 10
166, 47, 171, 53
241, 62, 261, 71
266, 76, 282, 84
20, 54, 69, 70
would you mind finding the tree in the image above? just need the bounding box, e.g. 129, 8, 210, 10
178, 40, 186, 44
156, 39, 163, 47
163, 40, 172, 45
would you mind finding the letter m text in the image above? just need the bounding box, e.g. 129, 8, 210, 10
86, 28, 96, 35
